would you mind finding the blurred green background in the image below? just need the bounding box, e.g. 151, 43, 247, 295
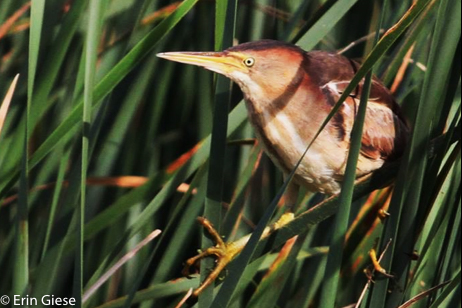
0, 0, 460, 307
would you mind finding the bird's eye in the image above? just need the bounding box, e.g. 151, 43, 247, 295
243, 57, 255, 67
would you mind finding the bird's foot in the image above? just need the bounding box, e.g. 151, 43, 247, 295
183, 217, 245, 297
367, 240, 394, 279
184, 213, 295, 296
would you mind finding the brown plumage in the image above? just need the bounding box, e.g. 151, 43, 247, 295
158, 40, 409, 194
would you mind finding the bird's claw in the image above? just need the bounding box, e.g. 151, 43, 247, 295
368, 242, 395, 279
184, 213, 296, 296
183, 217, 241, 297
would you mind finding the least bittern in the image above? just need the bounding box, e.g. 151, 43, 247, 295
157, 40, 409, 295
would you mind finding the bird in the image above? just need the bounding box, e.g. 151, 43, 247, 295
157, 39, 409, 295
158, 40, 409, 195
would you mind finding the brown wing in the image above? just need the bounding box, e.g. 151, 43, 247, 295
306, 51, 409, 162
361, 92, 409, 161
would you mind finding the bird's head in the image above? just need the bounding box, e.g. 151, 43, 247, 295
157, 40, 307, 104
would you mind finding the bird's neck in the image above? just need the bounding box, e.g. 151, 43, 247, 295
242, 74, 330, 173
243, 73, 327, 134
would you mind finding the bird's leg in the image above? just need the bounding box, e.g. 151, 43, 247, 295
282, 178, 300, 213
184, 180, 300, 297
